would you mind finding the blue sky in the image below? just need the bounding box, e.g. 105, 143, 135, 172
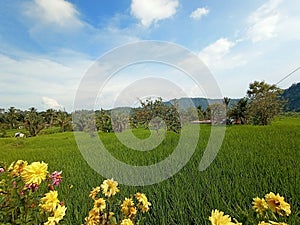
1, 0, 300, 111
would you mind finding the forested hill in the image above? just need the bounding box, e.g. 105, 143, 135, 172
282, 82, 300, 112
163, 82, 300, 112
164, 97, 239, 110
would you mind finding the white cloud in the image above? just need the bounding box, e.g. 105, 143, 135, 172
24, 0, 83, 30
130, 0, 179, 27
197, 38, 249, 76
199, 38, 235, 65
42, 97, 63, 110
0, 52, 92, 111
247, 0, 283, 42
190, 7, 209, 20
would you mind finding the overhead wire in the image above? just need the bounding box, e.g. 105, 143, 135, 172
275, 66, 300, 86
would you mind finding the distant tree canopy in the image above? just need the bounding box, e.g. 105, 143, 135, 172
0, 107, 72, 136
246, 81, 284, 125
133, 98, 181, 133
0, 80, 294, 136
227, 81, 285, 125
229, 98, 248, 124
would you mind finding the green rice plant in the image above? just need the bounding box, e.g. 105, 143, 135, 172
0, 117, 299, 224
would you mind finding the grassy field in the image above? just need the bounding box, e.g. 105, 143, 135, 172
1, 116, 300, 224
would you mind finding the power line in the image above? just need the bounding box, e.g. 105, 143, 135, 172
276, 66, 300, 85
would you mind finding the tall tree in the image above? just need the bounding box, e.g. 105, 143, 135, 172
223, 97, 231, 119
24, 107, 45, 136
246, 81, 284, 125
6, 107, 18, 129
229, 98, 248, 124
95, 109, 112, 132
134, 98, 181, 133
44, 109, 56, 128
55, 110, 71, 132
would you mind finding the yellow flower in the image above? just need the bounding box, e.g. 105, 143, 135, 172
8, 160, 28, 177
253, 197, 269, 214
40, 190, 60, 212
130, 207, 137, 216
120, 218, 134, 225
209, 209, 231, 225
121, 198, 137, 217
53, 204, 67, 223
85, 208, 100, 225
135, 193, 151, 213
100, 179, 120, 197
209, 209, 242, 225
89, 187, 100, 200
93, 198, 106, 212
21, 161, 48, 185
44, 217, 56, 225
265, 192, 291, 216
109, 211, 115, 219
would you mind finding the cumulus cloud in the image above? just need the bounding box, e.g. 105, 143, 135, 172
24, 0, 83, 29
199, 38, 235, 65
247, 0, 283, 42
198, 38, 248, 73
130, 0, 179, 27
0, 52, 92, 111
190, 7, 209, 20
42, 97, 63, 110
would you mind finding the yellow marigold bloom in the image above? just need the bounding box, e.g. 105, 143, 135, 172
130, 207, 137, 216
265, 192, 291, 216
121, 198, 135, 216
21, 161, 48, 185
89, 187, 100, 200
253, 197, 269, 214
85, 208, 100, 225
120, 218, 134, 225
109, 211, 115, 219
209, 209, 241, 225
9, 160, 28, 177
100, 179, 120, 197
135, 193, 147, 203
44, 217, 56, 225
93, 198, 106, 212
40, 190, 60, 212
53, 204, 67, 223
135, 193, 151, 213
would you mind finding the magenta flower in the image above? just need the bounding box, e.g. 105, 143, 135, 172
25, 183, 39, 192
50, 171, 62, 186
0, 167, 4, 173
12, 181, 18, 189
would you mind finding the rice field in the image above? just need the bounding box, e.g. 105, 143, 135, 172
0, 116, 300, 224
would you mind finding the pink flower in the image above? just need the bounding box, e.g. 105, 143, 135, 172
25, 183, 39, 192
12, 181, 18, 189
50, 171, 62, 186
0, 167, 4, 173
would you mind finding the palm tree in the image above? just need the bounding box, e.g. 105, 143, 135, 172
55, 110, 71, 132
24, 107, 45, 136
223, 97, 231, 119
44, 109, 56, 128
6, 107, 18, 129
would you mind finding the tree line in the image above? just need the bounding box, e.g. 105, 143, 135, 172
0, 80, 285, 137
0, 107, 72, 137
226, 80, 284, 125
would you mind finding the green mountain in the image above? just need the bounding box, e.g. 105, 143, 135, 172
282, 82, 300, 112
164, 97, 239, 110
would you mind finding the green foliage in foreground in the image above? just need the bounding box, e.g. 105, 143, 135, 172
0, 117, 300, 224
